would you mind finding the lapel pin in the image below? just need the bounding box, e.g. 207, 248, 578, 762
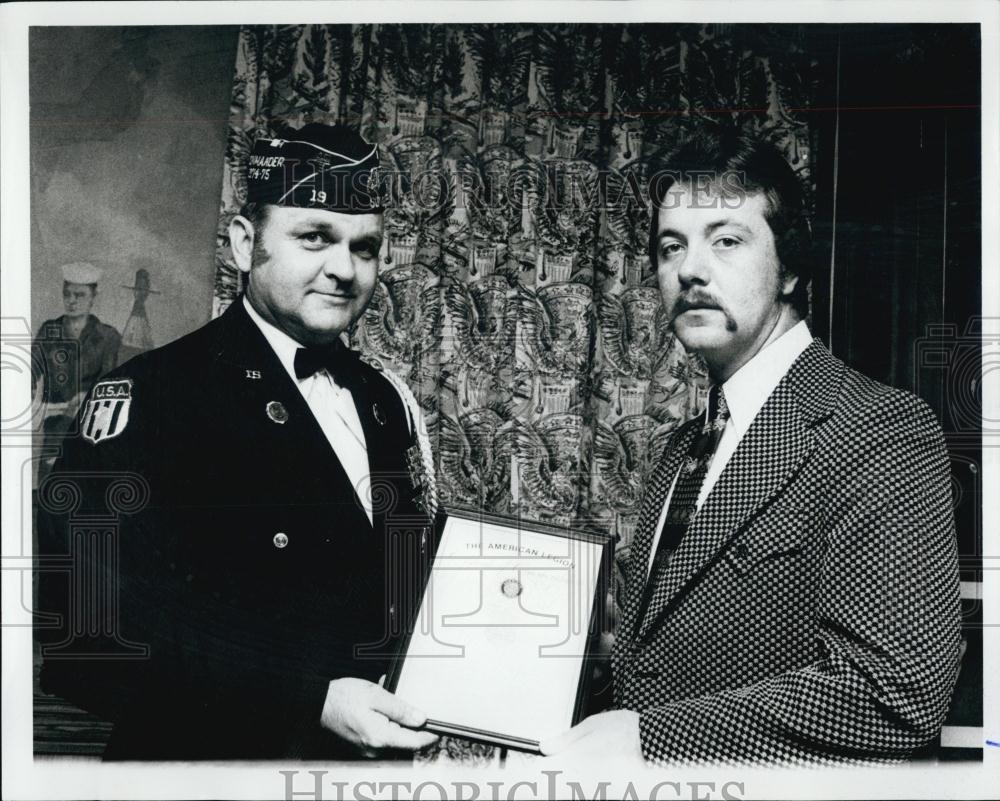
266, 400, 289, 424
245, 369, 262, 380
372, 402, 386, 426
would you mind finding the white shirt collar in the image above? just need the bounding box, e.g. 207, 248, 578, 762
718, 320, 813, 437
243, 295, 305, 384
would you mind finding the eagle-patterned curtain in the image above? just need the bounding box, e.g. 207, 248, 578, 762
213, 24, 816, 761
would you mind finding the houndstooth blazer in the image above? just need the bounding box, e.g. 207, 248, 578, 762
611, 338, 962, 765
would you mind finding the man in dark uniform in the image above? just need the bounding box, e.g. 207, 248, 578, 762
36, 123, 440, 760
32, 263, 121, 483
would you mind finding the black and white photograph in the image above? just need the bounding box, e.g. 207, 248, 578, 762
1, 1, 997, 799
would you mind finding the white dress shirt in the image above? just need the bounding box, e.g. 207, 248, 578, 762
244, 297, 373, 524
647, 320, 813, 575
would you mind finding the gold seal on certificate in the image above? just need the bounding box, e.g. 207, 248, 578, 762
386, 508, 613, 752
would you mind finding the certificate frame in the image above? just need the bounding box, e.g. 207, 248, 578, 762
385, 506, 614, 753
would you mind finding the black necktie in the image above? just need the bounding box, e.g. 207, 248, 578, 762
635, 385, 730, 630
293, 342, 361, 387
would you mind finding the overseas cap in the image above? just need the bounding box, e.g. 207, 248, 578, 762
61, 262, 103, 285
245, 123, 384, 214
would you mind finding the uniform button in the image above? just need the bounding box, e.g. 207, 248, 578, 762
273, 532, 289, 549
734, 542, 749, 559
389, 604, 396, 617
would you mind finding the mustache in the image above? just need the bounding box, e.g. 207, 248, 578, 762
670, 291, 738, 332
671, 291, 725, 318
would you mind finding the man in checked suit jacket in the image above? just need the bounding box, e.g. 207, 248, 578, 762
36, 123, 440, 759
541, 131, 962, 765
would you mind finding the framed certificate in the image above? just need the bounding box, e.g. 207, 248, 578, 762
385, 508, 613, 752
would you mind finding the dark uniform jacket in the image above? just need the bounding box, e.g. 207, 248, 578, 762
36, 298, 434, 760
612, 340, 962, 765
32, 314, 121, 403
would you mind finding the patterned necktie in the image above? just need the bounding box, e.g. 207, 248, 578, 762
635, 384, 730, 629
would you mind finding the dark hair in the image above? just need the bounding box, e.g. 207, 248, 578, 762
647, 129, 812, 317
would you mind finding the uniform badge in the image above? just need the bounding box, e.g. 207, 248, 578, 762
81, 379, 133, 444
266, 401, 289, 424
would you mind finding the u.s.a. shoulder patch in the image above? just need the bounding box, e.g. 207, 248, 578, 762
80, 378, 133, 444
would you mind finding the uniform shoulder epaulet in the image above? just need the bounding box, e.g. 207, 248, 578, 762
357, 353, 437, 519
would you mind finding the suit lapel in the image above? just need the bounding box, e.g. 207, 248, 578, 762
635, 339, 844, 639
349, 375, 386, 480
620, 419, 699, 639
211, 299, 367, 516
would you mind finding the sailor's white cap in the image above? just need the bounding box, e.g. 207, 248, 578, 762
61, 262, 103, 285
